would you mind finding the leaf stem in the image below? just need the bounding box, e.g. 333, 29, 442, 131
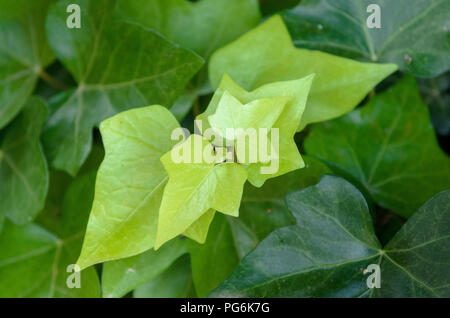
38, 69, 71, 91
193, 97, 200, 117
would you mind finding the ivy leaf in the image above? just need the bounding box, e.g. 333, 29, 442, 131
208, 91, 288, 142
211, 176, 380, 297
0, 171, 100, 298
102, 237, 188, 298
305, 76, 450, 218
209, 15, 397, 131
418, 74, 450, 135
230, 156, 332, 257
155, 134, 247, 249
0, 0, 54, 129
116, 0, 261, 115
0, 97, 49, 225
207, 91, 290, 166
183, 209, 216, 244
42, 0, 203, 176
134, 254, 196, 298
211, 176, 450, 297
116, 0, 261, 60
76, 106, 180, 269
372, 190, 450, 297
282, 0, 450, 77
198, 73, 314, 186
188, 214, 239, 297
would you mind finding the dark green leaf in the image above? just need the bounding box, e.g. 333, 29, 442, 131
0, 0, 54, 128
102, 237, 188, 298
305, 76, 450, 218
212, 176, 450, 297
229, 156, 332, 258
42, 0, 203, 175
210, 176, 381, 297
134, 254, 196, 298
188, 214, 239, 297
0, 97, 48, 224
259, 0, 300, 16
418, 74, 450, 135
373, 190, 450, 297
116, 0, 261, 60
0, 171, 100, 297
282, 0, 450, 77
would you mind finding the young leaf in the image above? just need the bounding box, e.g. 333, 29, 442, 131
42, 0, 203, 176
0, 0, 54, 129
0, 172, 100, 298
207, 91, 289, 166
305, 76, 450, 218
134, 254, 196, 298
209, 15, 397, 131
207, 91, 288, 143
211, 176, 450, 297
116, 0, 261, 60
188, 214, 239, 297
183, 209, 216, 244
0, 97, 49, 225
155, 134, 247, 249
76, 106, 180, 269
102, 237, 188, 298
282, 0, 450, 77
198, 73, 314, 186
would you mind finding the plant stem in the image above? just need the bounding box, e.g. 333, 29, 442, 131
39, 70, 70, 91
193, 97, 200, 117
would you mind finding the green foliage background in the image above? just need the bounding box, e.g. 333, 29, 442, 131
0, 0, 449, 298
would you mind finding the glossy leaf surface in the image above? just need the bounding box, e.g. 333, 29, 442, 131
305, 77, 450, 217
282, 0, 450, 77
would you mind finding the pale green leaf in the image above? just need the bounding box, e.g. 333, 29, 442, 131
183, 209, 216, 244
208, 91, 288, 142
198, 73, 314, 186
209, 15, 397, 131
77, 105, 180, 269
155, 134, 247, 249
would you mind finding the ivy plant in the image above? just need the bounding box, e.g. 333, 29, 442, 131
0, 0, 449, 299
